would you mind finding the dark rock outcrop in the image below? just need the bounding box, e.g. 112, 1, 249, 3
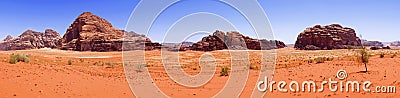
3, 35, 13, 41
61, 12, 160, 51
189, 30, 286, 51
391, 41, 400, 46
0, 29, 61, 50
294, 24, 361, 50
362, 40, 383, 47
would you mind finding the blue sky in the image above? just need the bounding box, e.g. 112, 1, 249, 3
0, 0, 399, 44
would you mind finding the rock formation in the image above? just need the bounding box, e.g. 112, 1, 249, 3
294, 24, 361, 50
190, 30, 286, 51
361, 40, 384, 47
61, 12, 160, 51
0, 29, 61, 50
123, 31, 161, 51
391, 41, 400, 46
3, 35, 13, 41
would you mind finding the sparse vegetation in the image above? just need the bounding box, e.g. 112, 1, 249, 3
79, 59, 85, 63
105, 62, 117, 68
136, 64, 147, 72
220, 66, 230, 76
93, 61, 104, 66
348, 46, 355, 51
249, 65, 259, 70
314, 57, 334, 63
391, 52, 397, 58
9, 54, 30, 64
358, 47, 369, 72
380, 52, 385, 58
248, 64, 259, 70
68, 59, 73, 65
307, 59, 313, 64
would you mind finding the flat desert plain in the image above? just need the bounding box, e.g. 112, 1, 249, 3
0, 47, 399, 98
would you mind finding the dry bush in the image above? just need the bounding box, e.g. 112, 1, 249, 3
358, 48, 369, 72
68, 59, 73, 65
314, 57, 334, 63
220, 66, 230, 76
391, 52, 397, 58
380, 52, 385, 58
9, 54, 30, 64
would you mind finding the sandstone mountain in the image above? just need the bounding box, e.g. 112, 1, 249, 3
189, 30, 286, 51
294, 24, 361, 50
61, 12, 160, 51
0, 29, 61, 50
3, 35, 13, 41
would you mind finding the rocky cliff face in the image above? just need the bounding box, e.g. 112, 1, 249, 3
0, 29, 61, 50
61, 12, 160, 51
294, 24, 361, 50
189, 30, 286, 51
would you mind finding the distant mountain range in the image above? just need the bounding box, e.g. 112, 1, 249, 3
0, 12, 287, 52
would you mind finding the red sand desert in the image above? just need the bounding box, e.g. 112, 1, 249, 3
0, 47, 399, 98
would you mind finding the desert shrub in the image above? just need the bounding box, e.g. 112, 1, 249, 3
68, 59, 73, 65
220, 66, 230, 76
248, 64, 259, 70
307, 59, 313, 63
105, 62, 117, 68
136, 64, 147, 72
348, 46, 355, 50
249, 65, 259, 70
314, 57, 334, 64
358, 48, 369, 72
79, 59, 84, 63
93, 61, 104, 66
380, 52, 385, 58
9, 54, 30, 64
391, 52, 397, 58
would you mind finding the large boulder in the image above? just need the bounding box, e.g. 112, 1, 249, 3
190, 30, 286, 51
294, 24, 361, 50
0, 29, 61, 50
61, 12, 160, 51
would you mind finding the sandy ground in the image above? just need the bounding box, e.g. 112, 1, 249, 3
0, 47, 399, 98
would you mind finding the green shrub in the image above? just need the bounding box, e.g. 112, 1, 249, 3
9, 54, 30, 64
358, 48, 369, 72
220, 66, 230, 76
